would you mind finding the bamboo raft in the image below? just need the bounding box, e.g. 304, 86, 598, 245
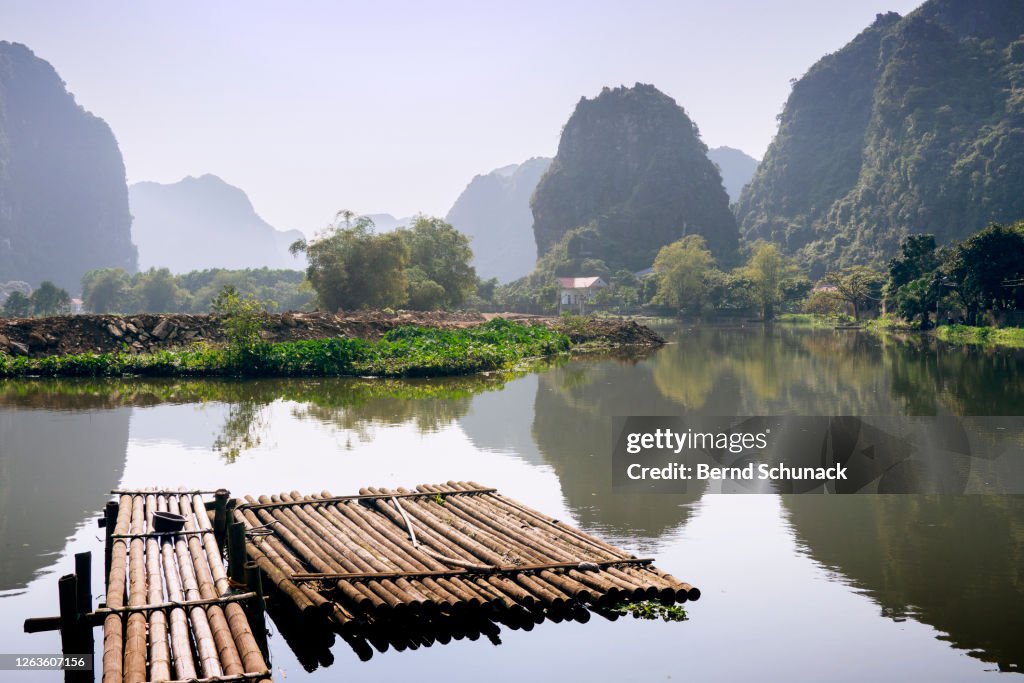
233, 481, 699, 642
99, 490, 271, 683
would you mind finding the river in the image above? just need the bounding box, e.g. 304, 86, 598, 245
1, 324, 1021, 681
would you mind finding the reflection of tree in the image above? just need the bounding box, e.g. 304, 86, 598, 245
212, 400, 266, 462
0, 372, 533, 461
783, 495, 1024, 671
532, 357, 709, 544
883, 336, 1024, 416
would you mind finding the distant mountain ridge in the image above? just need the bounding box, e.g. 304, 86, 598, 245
129, 174, 304, 272
737, 0, 1024, 275
446, 157, 552, 282
0, 42, 136, 291
707, 146, 758, 204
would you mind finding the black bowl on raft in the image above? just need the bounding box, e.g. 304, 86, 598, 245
152, 511, 186, 533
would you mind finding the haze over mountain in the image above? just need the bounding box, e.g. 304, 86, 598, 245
129, 174, 304, 273
0, 41, 136, 291
707, 146, 758, 204
364, 214, 414, 233
532, 84, 738, 273
446, 157, 551, 282
737, 0, 1024, 275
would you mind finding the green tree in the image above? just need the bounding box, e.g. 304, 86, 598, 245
29, 281, 72, 316
739, 242, 801, 320
135, 268, 182, 312
405, 266, 447, 310
211, 285, 268, 360
822, 266, 884, 321
82, 268, 131, 313
2, 291, 32, 317
399, 216, 476, 309
653, 235, 719, 314
290, 211, 409, 311
942, 223, 1024, 320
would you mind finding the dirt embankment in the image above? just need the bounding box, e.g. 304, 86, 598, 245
0, 311, 663, 358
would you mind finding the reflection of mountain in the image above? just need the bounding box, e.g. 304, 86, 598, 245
530, 355, 708, 543
0, 407, 129, 592
458, 375, 547, 468
784, 496, 1024, 672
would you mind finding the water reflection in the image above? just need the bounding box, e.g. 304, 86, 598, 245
784, 495, 1024, 672
0, 406, 129, 593
2, 325, 1023, 677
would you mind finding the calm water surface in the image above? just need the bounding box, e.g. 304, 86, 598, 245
1, 324, 1022, 681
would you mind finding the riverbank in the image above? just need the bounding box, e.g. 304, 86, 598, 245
777, 313, 1024, 348
0, 313, 663, 378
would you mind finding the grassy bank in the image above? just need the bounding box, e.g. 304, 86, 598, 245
0, 319, 572, 378
780, 312, 1024, 348
936, 324, 1024, 348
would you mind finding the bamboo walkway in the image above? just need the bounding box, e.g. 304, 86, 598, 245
100, 490, 271, 683
234, 481, 699, 642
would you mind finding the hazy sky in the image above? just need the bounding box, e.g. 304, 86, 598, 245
3, 1, 922, 235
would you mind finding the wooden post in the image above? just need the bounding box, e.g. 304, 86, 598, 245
213, 489, 230, 549
244, 562, 269, 660
102, 501, 118, 584
228, 521, 247, 585
73, 552, 94, 681
58, 572, 95, 683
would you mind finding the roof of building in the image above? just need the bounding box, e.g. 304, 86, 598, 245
557, 276, 606, 289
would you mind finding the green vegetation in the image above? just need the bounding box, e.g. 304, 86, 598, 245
81, 267, 312, 314
1, 280, 72, 317
652, 235, 717, 315
290, 211, 476, 312
531, 84, 737, 273
609, 600, 688, 622
737, 6, 1024, 275
821, 266, 884, 321
936, 325, 1024, 348
0, 319, 570, 379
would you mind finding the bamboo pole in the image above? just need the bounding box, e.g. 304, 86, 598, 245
382, 487, 575, 609
307, 492, 473, 613
419, 483, 613, 603
166, 496, 224, 678
269, 493, 420, 615
101, 495, 132, 683
357, 488, 534, 611
457, 482, 687, 602
124, 495, 148, 683
157, 495, 199, 681
144, 494, 172, 682
320, 492, 496, 611
171, 496, 244, 677
189, 495, 270, 675
245, 494, 393, 616
231, 507, 336, 619
278, 492, 437, 614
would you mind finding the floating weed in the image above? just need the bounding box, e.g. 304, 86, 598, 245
610, 600, 689, 622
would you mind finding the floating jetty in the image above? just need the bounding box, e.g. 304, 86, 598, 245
26, 482, 699, 680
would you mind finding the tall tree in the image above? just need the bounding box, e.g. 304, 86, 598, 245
82, 268, 131, 313
740, 242, 801, 320
290, 211, 409, 311
29, 281, 72, 316
653, 235, 719, 314
943, 223, 1024, 319
2, 290, 32, 317
822, 266, 884, 321
399, 216, 476, 309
